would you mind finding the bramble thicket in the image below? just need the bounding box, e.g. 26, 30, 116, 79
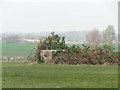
28, 32, 119, 65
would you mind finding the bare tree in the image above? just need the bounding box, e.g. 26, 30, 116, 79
86, 28, 102, 46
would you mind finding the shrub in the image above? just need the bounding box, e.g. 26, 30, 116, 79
52, 44, 119, 65
28, 32, 68, 63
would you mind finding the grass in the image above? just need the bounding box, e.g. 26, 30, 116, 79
1, 43, 35, 58
2, 62, 118, 88
1, 43, 119, 58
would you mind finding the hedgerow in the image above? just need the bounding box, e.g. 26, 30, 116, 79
52, 44, 119, 65
28, 32, 119, 65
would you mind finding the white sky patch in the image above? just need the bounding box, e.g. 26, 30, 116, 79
0, 0, 118, 33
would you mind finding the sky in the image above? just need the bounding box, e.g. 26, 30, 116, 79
0, 0, 118, 33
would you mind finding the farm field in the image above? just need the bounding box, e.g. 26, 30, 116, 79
1, 43, 36, 58
2, 62, 118, 88
1, 43, 119, 58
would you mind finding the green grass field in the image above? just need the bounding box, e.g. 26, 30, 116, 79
1, 43, 119, 58
1, 43, 35, 58
2, 62, 118, 88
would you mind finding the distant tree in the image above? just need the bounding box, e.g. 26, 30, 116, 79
103, 25, 115, 45
86, 28, 102, 46
2, 35, 21, 43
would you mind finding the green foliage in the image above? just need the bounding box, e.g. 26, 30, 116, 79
36, 32, 67, 50
31, 32, 67, 63
82, 44, 90, 51
53, 44, 119, 65
28, 32, 119, 65
66, 44, 81, 53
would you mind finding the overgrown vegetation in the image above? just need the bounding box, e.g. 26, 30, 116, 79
28, 32, 119, 65
27, 32, 67, 63
53, 44, 119, 65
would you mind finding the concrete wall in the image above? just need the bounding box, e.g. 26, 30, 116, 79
40, 50, 57, 64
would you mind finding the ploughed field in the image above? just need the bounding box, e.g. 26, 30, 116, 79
2, 62, 118, 88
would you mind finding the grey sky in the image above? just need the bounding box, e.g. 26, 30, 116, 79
0, 0, 118, 33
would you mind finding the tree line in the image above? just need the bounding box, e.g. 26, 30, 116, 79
86, 25, 116, 46
2, 25, 118, 45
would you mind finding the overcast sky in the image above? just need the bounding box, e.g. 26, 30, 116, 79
0, 0, 118, 33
